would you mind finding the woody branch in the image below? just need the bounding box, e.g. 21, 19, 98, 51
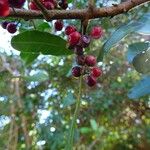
2, 0, 149, 20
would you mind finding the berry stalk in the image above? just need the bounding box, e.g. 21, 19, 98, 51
66, 76, 82, 150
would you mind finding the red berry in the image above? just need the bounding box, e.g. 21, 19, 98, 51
72, 66, 82, 77
76, 55, 85, 66
68, 31, 81, 46
29, 2, 39, 10
65, 25, 76, 35
85, 55, 96, 66
86, 75, 97, 87
6, 23, 17, 34
90, 26, 103, 39
91, 67, 102, 78
43, 1, 54, 10
44, 0, 57, 8
0, 0, 10, 17
54, 20, 63, 31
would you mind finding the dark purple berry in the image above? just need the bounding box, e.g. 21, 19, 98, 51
72, 66, 82, 77
74, 46, 84, 55
6, 23, 17, 34
54, 20, 63, 31
58, 1, 68, 9
8, 0, 26, 8
1, 21, 9, 29
86, 75, 97, 87
76, 55, 85, 66
78, 35, 91, 48
85, 55, 96, 66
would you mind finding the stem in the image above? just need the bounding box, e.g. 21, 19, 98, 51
66, 76, 82, 150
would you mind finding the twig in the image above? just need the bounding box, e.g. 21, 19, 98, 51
88, 0, 95, 10
3, 0, 149, 20
33, 0, 50, 21
66, 76, 82, 150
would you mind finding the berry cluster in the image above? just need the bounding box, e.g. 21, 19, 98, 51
64, 25, 103, 87
29, 0, 57, 10
0, 0, 25, 33
29, 0, 68, 10
1, 21, 17, 34
0, 0, 68, 17
0, 0, 25, 16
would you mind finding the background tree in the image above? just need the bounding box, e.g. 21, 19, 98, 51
0, 0, 150, 150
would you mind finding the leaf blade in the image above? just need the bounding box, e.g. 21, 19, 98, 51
11, 30, 73, 56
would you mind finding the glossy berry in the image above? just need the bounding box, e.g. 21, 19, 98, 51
58, 1, 68, 9
45, 0, 57, 8
72, 66, 82, 77
86, 75, 97, 87
91, 67, 102, 78
8, 0, 25, 8
43, 1, 54, 10
90, 26, 103, 39
68, 31, 81, 46
1, 21, 9, 29
74, 46, 83, 55
54, 20, 63, 31
6, 23, 17, 34
76, 55, 85, 66
85, 55, 96, 66
79, 35, 91, 48
0, 0, 10, 16
65, 25, 76, 35
29, 2, 39, 10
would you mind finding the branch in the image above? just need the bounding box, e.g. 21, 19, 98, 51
33, 0, 50, 21
88, 0, 95, 10
2, 0, 149, 20
15, 79, 32, 149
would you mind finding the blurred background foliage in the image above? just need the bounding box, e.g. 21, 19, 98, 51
0, 0, 150, 149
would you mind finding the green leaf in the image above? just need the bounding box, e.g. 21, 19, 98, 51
128, 76, 150, 99
98, 21, 142, 61
90, 119, 98, 131
11, 30, 73, 56
127, 42, 150, 63
80, 127, 92, 134
132, 48, 150, 74
63, 93, 75, 108
137, 13, 150, 35
68, 0, 73, 3
24, 70, 49, 82
37, 22, 50, 31
20, 52, 39, 66
98, 13, 150, 61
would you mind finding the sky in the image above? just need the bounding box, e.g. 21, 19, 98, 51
0, 26, 51, 129
0, 26, 19, 55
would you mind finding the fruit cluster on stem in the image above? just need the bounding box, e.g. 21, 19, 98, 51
29, 0, 68, 10
57, 24, 103, 87
0, 0, 68, 33
1, 21, 17, 33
